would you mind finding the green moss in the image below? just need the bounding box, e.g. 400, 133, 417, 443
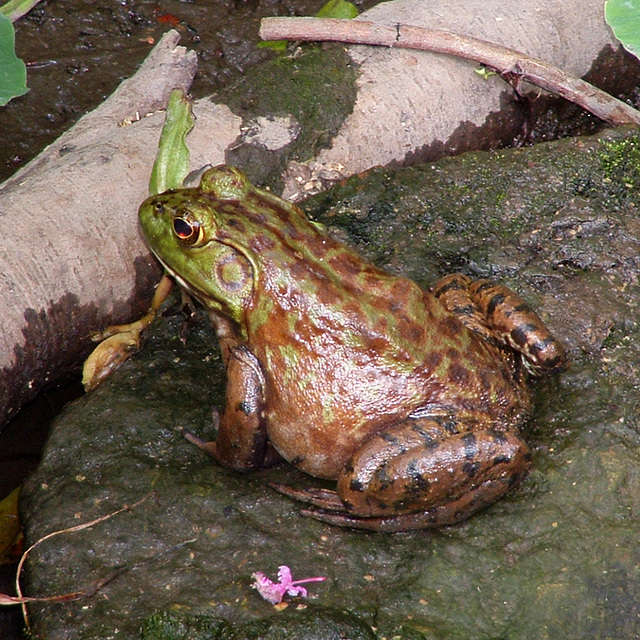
218, 45, 358, 190
141, 610, 231, 639
599, 135, 640, 183
598, 132, 640, 204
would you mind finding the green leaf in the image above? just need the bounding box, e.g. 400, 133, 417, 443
257, 39, 288, 52
259, 0, 358, 51
605, 0, 640, 62
315, 0, 359, 19
0, 12, 27, 106
148, 89, 195, 196
475, 66, 497, 80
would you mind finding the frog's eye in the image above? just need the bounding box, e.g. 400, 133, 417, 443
173, 217, 204, 245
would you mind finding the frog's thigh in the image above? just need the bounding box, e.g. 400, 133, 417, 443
337, 418, 531, 519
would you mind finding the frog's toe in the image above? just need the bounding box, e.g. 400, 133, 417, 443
177, 425, 219, 459
270, 483, 344, 511
298, 507, 454, 532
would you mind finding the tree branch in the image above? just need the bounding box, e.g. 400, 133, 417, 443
260, 17, 640, 127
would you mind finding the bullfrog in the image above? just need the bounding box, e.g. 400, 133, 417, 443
138, 165, 566, 532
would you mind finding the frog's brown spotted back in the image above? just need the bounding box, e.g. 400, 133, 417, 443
139, 166, 567, 532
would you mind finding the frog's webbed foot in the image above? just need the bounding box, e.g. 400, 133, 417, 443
269, 482, 504, 533
82, 275, 175, 391
300, 507, 465, 533
271, 475, 514, 533
270, 482, 436, 532
177, 425, 220, 459
270, 483, 345, 511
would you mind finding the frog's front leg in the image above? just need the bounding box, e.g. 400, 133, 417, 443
182, 345, 272, 472
274, 415, 530, 532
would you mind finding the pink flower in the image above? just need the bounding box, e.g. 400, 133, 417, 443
251, 565, 327, 604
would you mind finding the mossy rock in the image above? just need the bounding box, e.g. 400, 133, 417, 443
20, 127, 640, 639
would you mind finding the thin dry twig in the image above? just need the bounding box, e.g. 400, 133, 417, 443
259, 17, 640, 127
14, 494, 153, 631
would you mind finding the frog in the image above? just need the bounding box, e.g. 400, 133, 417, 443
138, 165, 566, 532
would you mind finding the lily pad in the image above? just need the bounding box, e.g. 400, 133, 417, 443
0, 13, 27, 106
605, 0, 640, 61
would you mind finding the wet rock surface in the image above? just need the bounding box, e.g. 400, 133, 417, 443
21, 127, 640, 639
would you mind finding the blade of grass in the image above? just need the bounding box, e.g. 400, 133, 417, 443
148, 88, 194, 195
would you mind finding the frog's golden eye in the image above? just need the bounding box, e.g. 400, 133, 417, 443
173, 217, 203, 245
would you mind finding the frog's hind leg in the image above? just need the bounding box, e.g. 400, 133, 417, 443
432, 274, 497, 344
273, 415, 531, 532
433, 274, 566, 375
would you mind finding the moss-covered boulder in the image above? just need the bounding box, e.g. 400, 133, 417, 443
20, 127, 640, 639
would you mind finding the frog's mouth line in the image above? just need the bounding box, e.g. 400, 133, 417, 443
153, 255, 202, 301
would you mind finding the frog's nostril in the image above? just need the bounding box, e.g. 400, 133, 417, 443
153, 202, 164, 216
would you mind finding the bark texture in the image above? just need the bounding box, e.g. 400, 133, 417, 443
279, 0, 635, 198
0, 31, 205, 427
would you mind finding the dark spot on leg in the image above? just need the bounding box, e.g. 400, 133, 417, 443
489, 429, 509, 445
380, 431, 400, 445
410, 422, 436, 446
237, 400, 254, 415
433, 277, 467, 297
487, 292, 506, 317
433, 415, 461, 435
462, 432, 478, 460
376, 466, 395, 491
452, 304, 476, 316
407, 460, 430, 492
527, 336, 555, 356
473, 281, 494, 294
462, 461, 480, 477
510, 323, 539, 348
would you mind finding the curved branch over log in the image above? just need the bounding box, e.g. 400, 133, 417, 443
260, 17, 640, 127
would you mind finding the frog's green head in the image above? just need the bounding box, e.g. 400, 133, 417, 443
138, 166, 257, 323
